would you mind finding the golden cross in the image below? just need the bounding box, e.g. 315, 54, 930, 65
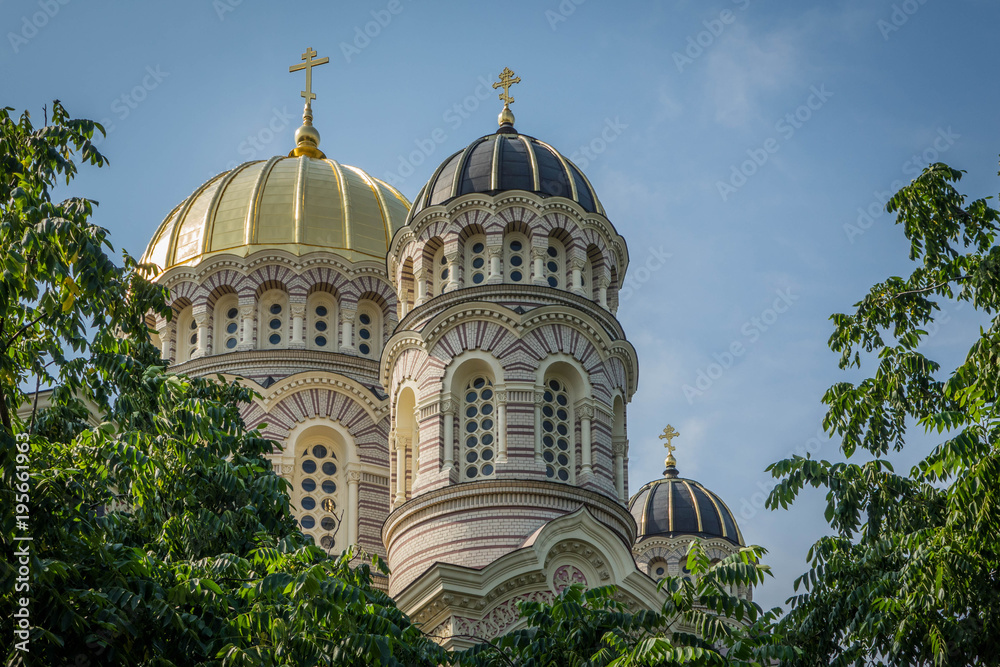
493, 67, 521, 107
659, 425, 680, 455
289, 47, 329, 103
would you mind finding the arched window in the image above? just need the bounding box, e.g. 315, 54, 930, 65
462, 376, 496, 480
505, 234, 528, 284
356, 301, 382, 359
648, 557, 669, 581
291, 439, 343, 551
176, 306, 197, 363
544, 239, 565, 288
432, 247, 448, 296
307, 293, 336, 351
213, 295, 240, 354
258, 289, 288, 349
541, 377, 573, 482
465, 235, 488, 287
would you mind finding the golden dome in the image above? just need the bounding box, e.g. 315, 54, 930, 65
142, 156, 410, 272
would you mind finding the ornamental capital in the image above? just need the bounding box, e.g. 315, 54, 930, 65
347, 470, 362, 483
239, 304, 256, 318
487, 246, 504, 258
440, 399, 456, 415
578, 405, 595, 420
290, 302, 307, 317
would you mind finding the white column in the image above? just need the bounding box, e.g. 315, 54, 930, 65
612, 439, 627, 502
239, 302, 255, 350
496, 391, 508, 462
534, 390, 544, 462
442, 400, 455, 471
488, 247, 503, 283
395, 436, 407, 504
446, 252, 460, 291
532, 248, 546, 285
579, 406, 594, 475
340, 308, 355, 351
598, 277, 610, 309
570, 259, 585, 296
157, 321, 173, 362
192, 307, 209, 358
346, 470, 360, 546
290, 302, 305, 348
415, 269, 428, 305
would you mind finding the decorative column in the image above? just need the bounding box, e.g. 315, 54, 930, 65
340, 308, 355, 351
157, 320, 174, 363
192, 306, 209, 358
598, 276, 610, 309
238, 301, 255, 350
496, 391, 508, 462
346, 470, 361, 546
570, 259, 586, 296
579, 405, 594, 476
290, 302, 306, 348
395, 436, 408, 504
531, 248, 547, 285
445, 251, 460, 292
487, 246, 503, 283
414, 268, 428, 305
441, 400, 455, 471
612, 438, 627, 502
533, 390, 545, 462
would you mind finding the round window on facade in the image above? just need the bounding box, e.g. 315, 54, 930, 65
316, 305, 327, 317
270, 304, 282, 315
226, 338, 237, 349
301, 515, 315, 529
301, 496, 316, 510
269, 333, 281, 345
227, 307, 239, 319
360, 313, 371, 325
359, 343, 370, 355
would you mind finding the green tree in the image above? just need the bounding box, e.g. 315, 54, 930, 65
459, 542, 795, 667
767, 162, 1000, 665
1, 103, 445, 666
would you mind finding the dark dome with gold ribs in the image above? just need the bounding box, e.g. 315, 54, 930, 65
629, 474, 744, 546
406, 130, 605, 223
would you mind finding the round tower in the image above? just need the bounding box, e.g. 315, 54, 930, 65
380, 72, 639, 597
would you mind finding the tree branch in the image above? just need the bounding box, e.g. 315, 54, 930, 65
891, 276, 967, 300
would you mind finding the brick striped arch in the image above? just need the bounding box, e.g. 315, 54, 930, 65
300, 266, 351, 297
244, 264, 299, 298
168, 281, 206, 311
240, 387, 389, 468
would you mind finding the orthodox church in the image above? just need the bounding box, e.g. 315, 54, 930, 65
139, 49, 747, 648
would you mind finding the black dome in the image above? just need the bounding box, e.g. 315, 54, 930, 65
406, 131, 603, 223
628, 477, 744, 546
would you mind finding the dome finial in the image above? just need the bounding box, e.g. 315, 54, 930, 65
659, 425, 680, 478
288, 46, 329, 159
492, 67, 521, 131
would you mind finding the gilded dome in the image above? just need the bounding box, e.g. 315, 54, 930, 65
406, 130, 604, 224
629, 475, 744, 546
142, 156, 411, 272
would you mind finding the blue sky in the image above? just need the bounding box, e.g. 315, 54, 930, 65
5, 0, 999, 611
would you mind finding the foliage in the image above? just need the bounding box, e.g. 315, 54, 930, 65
767, 162, 1000, 665
458, 542, 795, 667
0, 103, 445, 666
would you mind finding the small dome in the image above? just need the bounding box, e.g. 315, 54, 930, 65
629, 476, 744, 546
142, 156, 410, 273
406, 130, 604, 223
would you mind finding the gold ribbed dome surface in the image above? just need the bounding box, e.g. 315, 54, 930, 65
142, 156, 411, 271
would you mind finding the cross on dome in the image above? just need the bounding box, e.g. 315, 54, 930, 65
287, 46, 329, 159
492, 67, 521, 128
659, 425, 680, 477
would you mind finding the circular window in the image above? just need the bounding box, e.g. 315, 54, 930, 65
301, 496, 316, 510
466, 466, 477, 478
510, 270, 522, 282
302, 460, 316, 474
322, 498, 336, 512
547, 261, 558, 273
473, 272, 485, 284
322, 462, 337, 475
315, 336, 327, 347
472, 257, 485, 269
301, 515, 315, 529
269, 333, 281, 345
320, 536, 334, 548
316, 321, 327, 332
547, 276, 558, 287
269, 318, 281, 330
321, 517, 336, 530
359, 313, 371, 325
301, 478, 316, 492
510, 240, 522, 251
270, 304, 282, 315
441, 268, 449, 280
482, 464, 494, 475
359, 344, 371, 355
315, 305, 327, 317
473, 242, 485, 253
226, 322, 238, 334
190, 320, 197, 330
359, 329, 370, 340
510, 255, 522, 267
189, 333, 197, 345
655, 566, 665, 576
547, 246, 558, 258
321, 480, 336, 494
226, 338, 237, 349
227, 307, 239, 319
466, 451, 478, 463
312, 445, 327, 458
